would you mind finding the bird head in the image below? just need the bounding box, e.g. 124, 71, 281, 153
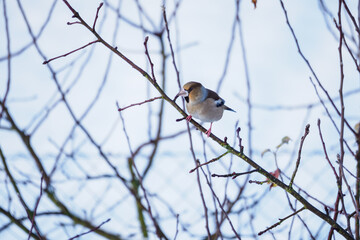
174, 81, 207, 104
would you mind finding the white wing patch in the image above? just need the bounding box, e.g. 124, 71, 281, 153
215, 98, 225, 107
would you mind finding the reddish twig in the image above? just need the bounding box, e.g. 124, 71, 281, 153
162, 6, 181, 88
318, 117, 344, 239
258, 207, 305, 235
143, 36, 156, 82
340, 0, 360, 35
92, 2, 103, 31
189, 151, 229, 173
117, 96, 163, 112
68, 218, 111, 240
279, 0, 356, 137
317, 119, 339, 179
236, 127, 243, 153
336, 1, 357, 236
43, 40, 100, 64
28, 174, 44, 240
289, 124, 310, 189
67, 20, 81, 25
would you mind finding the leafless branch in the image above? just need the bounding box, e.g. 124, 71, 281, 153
43, 40, 100, 64
117, 96, 162, 112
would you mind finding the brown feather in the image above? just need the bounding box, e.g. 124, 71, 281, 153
206, 89, 221, 101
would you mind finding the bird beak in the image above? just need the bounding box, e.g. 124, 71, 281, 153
174, 89, 188, 101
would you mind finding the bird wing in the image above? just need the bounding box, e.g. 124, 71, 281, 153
207, 89, 236, 112
206, 89, 225, 107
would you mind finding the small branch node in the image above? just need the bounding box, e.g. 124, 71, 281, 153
67, 21, 81, 25
212, 169, 258, 179
176, 117, 186, 122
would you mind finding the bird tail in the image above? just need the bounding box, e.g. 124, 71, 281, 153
224, 105, 236, 112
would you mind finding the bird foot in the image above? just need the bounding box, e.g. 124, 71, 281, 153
186, 115, 192, 122
205, 122, 213, 137
205, 129, 211, 137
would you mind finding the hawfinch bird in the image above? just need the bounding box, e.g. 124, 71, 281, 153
175, 81, 235, 137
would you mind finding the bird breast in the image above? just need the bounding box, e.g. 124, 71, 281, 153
186, 98, 224, 122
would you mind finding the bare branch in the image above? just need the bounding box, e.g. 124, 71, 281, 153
117, 96, 163, 112
258, 207, 306, 236
212, 169, 258, 179
68, 218, 111, 240
92, 2, 103, 31
289, 124, 310, 189
43, 40, 100, 64
189, 151, 229, 173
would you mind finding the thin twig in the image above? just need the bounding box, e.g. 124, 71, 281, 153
258, 207, 306, 235
28, 174, 44, 240
92, 2, 103, 31
212, 169, 258, 179
198, 165, 242, 239
317, 119, 339, 179
68, 218, 111, 240
116, 102, 167, 239
336, 1, 358, 236
279, 0, 356, 136
143, 36, 156, 82
117, 96, 163, 111
289, 124, 310, 189
236, 127, 243, 153
189, 151, 229, 173
174, 214, 179, 240
340, 0, 360, 35
235, 0, 253, 158
162, 6, 181, 88
43, 40, 100, 64
0, 0, 11, 122
0, 147, 44, 239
